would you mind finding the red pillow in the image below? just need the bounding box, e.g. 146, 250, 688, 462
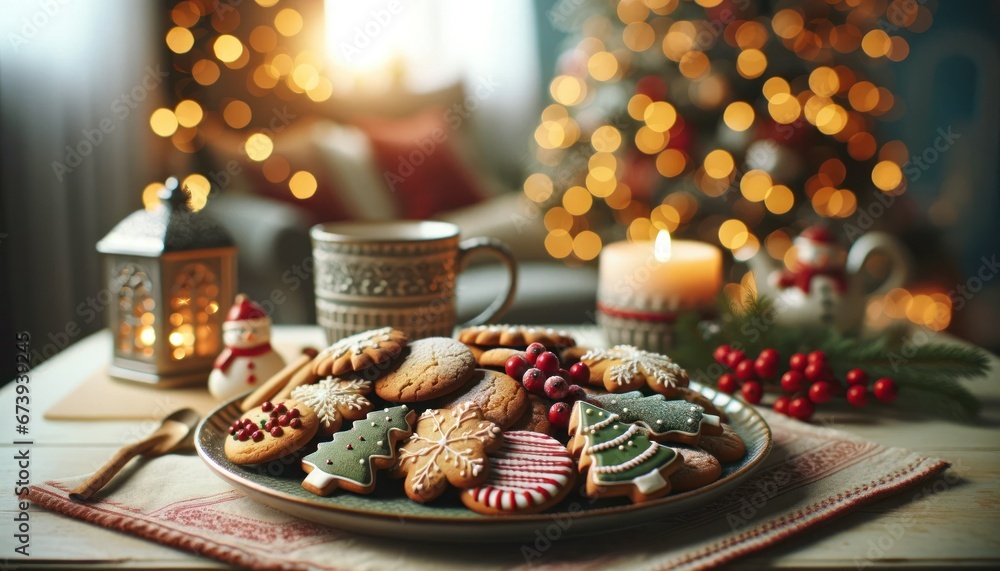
356, 108, 486, 219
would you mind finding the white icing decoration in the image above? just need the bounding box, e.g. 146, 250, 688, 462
593, 442, 661, 474
633, 469, 668, 494
291, 378, 371, 428
317, 327, 395, 361
586, 424, 639, 453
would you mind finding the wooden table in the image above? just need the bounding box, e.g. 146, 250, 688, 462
2, 327, 999, 569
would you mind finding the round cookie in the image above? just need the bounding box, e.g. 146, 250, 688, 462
374, 337, 476, 403
457, 325, 577, 348
509, 394, 554, 436
313, 328, 408, 377
697, 424, 746, 463
669, 445, 723, 493
438, 369, 529, 430
476, 348, 526, 369
224, 399, 319, 465
391, 402, 503, 503
290, 377, 374, 435
462, 431, 576, 515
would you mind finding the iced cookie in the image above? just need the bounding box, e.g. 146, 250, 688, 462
590, 391, 722, 444
580, 345, 689, 397
568, 401, 682, 503
300, 405, 416, 496
509, 394, 554, 436
438, 369, 528, 430
675, 386, 728, 421
313, 328, 408, 377
476, 348, 526, 369
391, 402, 503, 503
224, 400, 319, 465
697, 424, 746, 463
374, 337, 476, 403
290, 377, 374, 435
462, 431, 576, 515
669, 445, 723, 493
458, 325, 576, 348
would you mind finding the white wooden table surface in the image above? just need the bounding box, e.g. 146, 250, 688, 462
2, 326, 999, 569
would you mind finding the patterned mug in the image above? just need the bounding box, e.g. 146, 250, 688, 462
311, 221, 518, 342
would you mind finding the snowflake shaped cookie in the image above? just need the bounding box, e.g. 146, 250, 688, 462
313, 328, 408, 377
391, 402, 503, 503
291, 377, 374, 434
581, 345, 689, 397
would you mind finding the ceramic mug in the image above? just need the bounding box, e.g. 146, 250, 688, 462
311, 221, 518, 342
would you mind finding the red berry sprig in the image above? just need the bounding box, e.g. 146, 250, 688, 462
506, 342, 589, 430
713, 346, 900, 421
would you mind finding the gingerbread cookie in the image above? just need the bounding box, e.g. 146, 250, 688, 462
290, 377, 374, 435
669, 445, 723, 493
697, 424, 746, 463
509, 394, 554, 435
568, 401, 682, 503
590, 391, 722, 444
391, 402, 503, 503
313, 328, 408, 377
301, 405, 416, 496
581, 345, 689, 397
457, 325, 576, 348
438, 369, 528, 430
461, 431, 576, 515
224, 400, 319, 465
374, 337, 476, 403
476, 348, 526, 369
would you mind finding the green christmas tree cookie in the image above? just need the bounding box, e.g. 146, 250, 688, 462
591, 391, 722, 444
568, 401, 682, 503
301, 404, 416, 496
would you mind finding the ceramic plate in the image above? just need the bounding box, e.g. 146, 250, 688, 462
196, 382, 771, 542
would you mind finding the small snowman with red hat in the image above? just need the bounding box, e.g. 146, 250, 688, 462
208, 293, 285, 401
768, 225, 847, 326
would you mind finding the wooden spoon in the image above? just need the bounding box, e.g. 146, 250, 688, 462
70, 408, 200, 502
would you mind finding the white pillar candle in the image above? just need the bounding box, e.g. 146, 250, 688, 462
598, 231, 723, 314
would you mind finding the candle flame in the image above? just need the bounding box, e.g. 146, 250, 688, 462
654, 230, 672, 262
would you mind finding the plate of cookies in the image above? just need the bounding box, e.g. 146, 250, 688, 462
196, 326, 772, 541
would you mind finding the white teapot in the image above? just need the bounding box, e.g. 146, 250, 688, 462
748, 225, 910, 333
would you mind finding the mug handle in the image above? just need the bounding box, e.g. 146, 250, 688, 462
846, 232, 911, 296
457, 237, 519, 327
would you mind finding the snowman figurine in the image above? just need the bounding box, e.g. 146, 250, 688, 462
208, 294, 285, 401
770, 225, 847, 326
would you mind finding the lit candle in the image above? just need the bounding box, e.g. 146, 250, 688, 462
598, 231, 723, 316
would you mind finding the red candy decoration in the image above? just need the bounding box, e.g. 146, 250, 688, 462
788, 397, 815, 420
846, 385, 869, 407
741, 381, 763, 404
261, 402, 273, 413
773, 396, 790, 415
569, 362, 591, 386
269, 426, 284, 437
873, 378, 898, 403
524, 343, 546, 364
505, 355, 529, 380
237, 429, 249, 441
535, 351, 561, 376
735, 359, 758, 381
717, 373, 739, 394
289, 417, 302, 429
522, 368, 546, 394
279, 414, 290, 427
547, 402, 571, 427
288, 408, 300, 419
274, 403, 287, 416
713, 345, 732, 365
252, 430, 264, 442
846, 369, 869, 386
788, 353, 808, 372
808, 381, 834, 404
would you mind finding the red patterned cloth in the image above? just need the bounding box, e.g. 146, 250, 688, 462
29, 410, 947, 571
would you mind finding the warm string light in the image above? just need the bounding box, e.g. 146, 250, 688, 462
527, 0, 932, 265
147, 0, 330, 210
